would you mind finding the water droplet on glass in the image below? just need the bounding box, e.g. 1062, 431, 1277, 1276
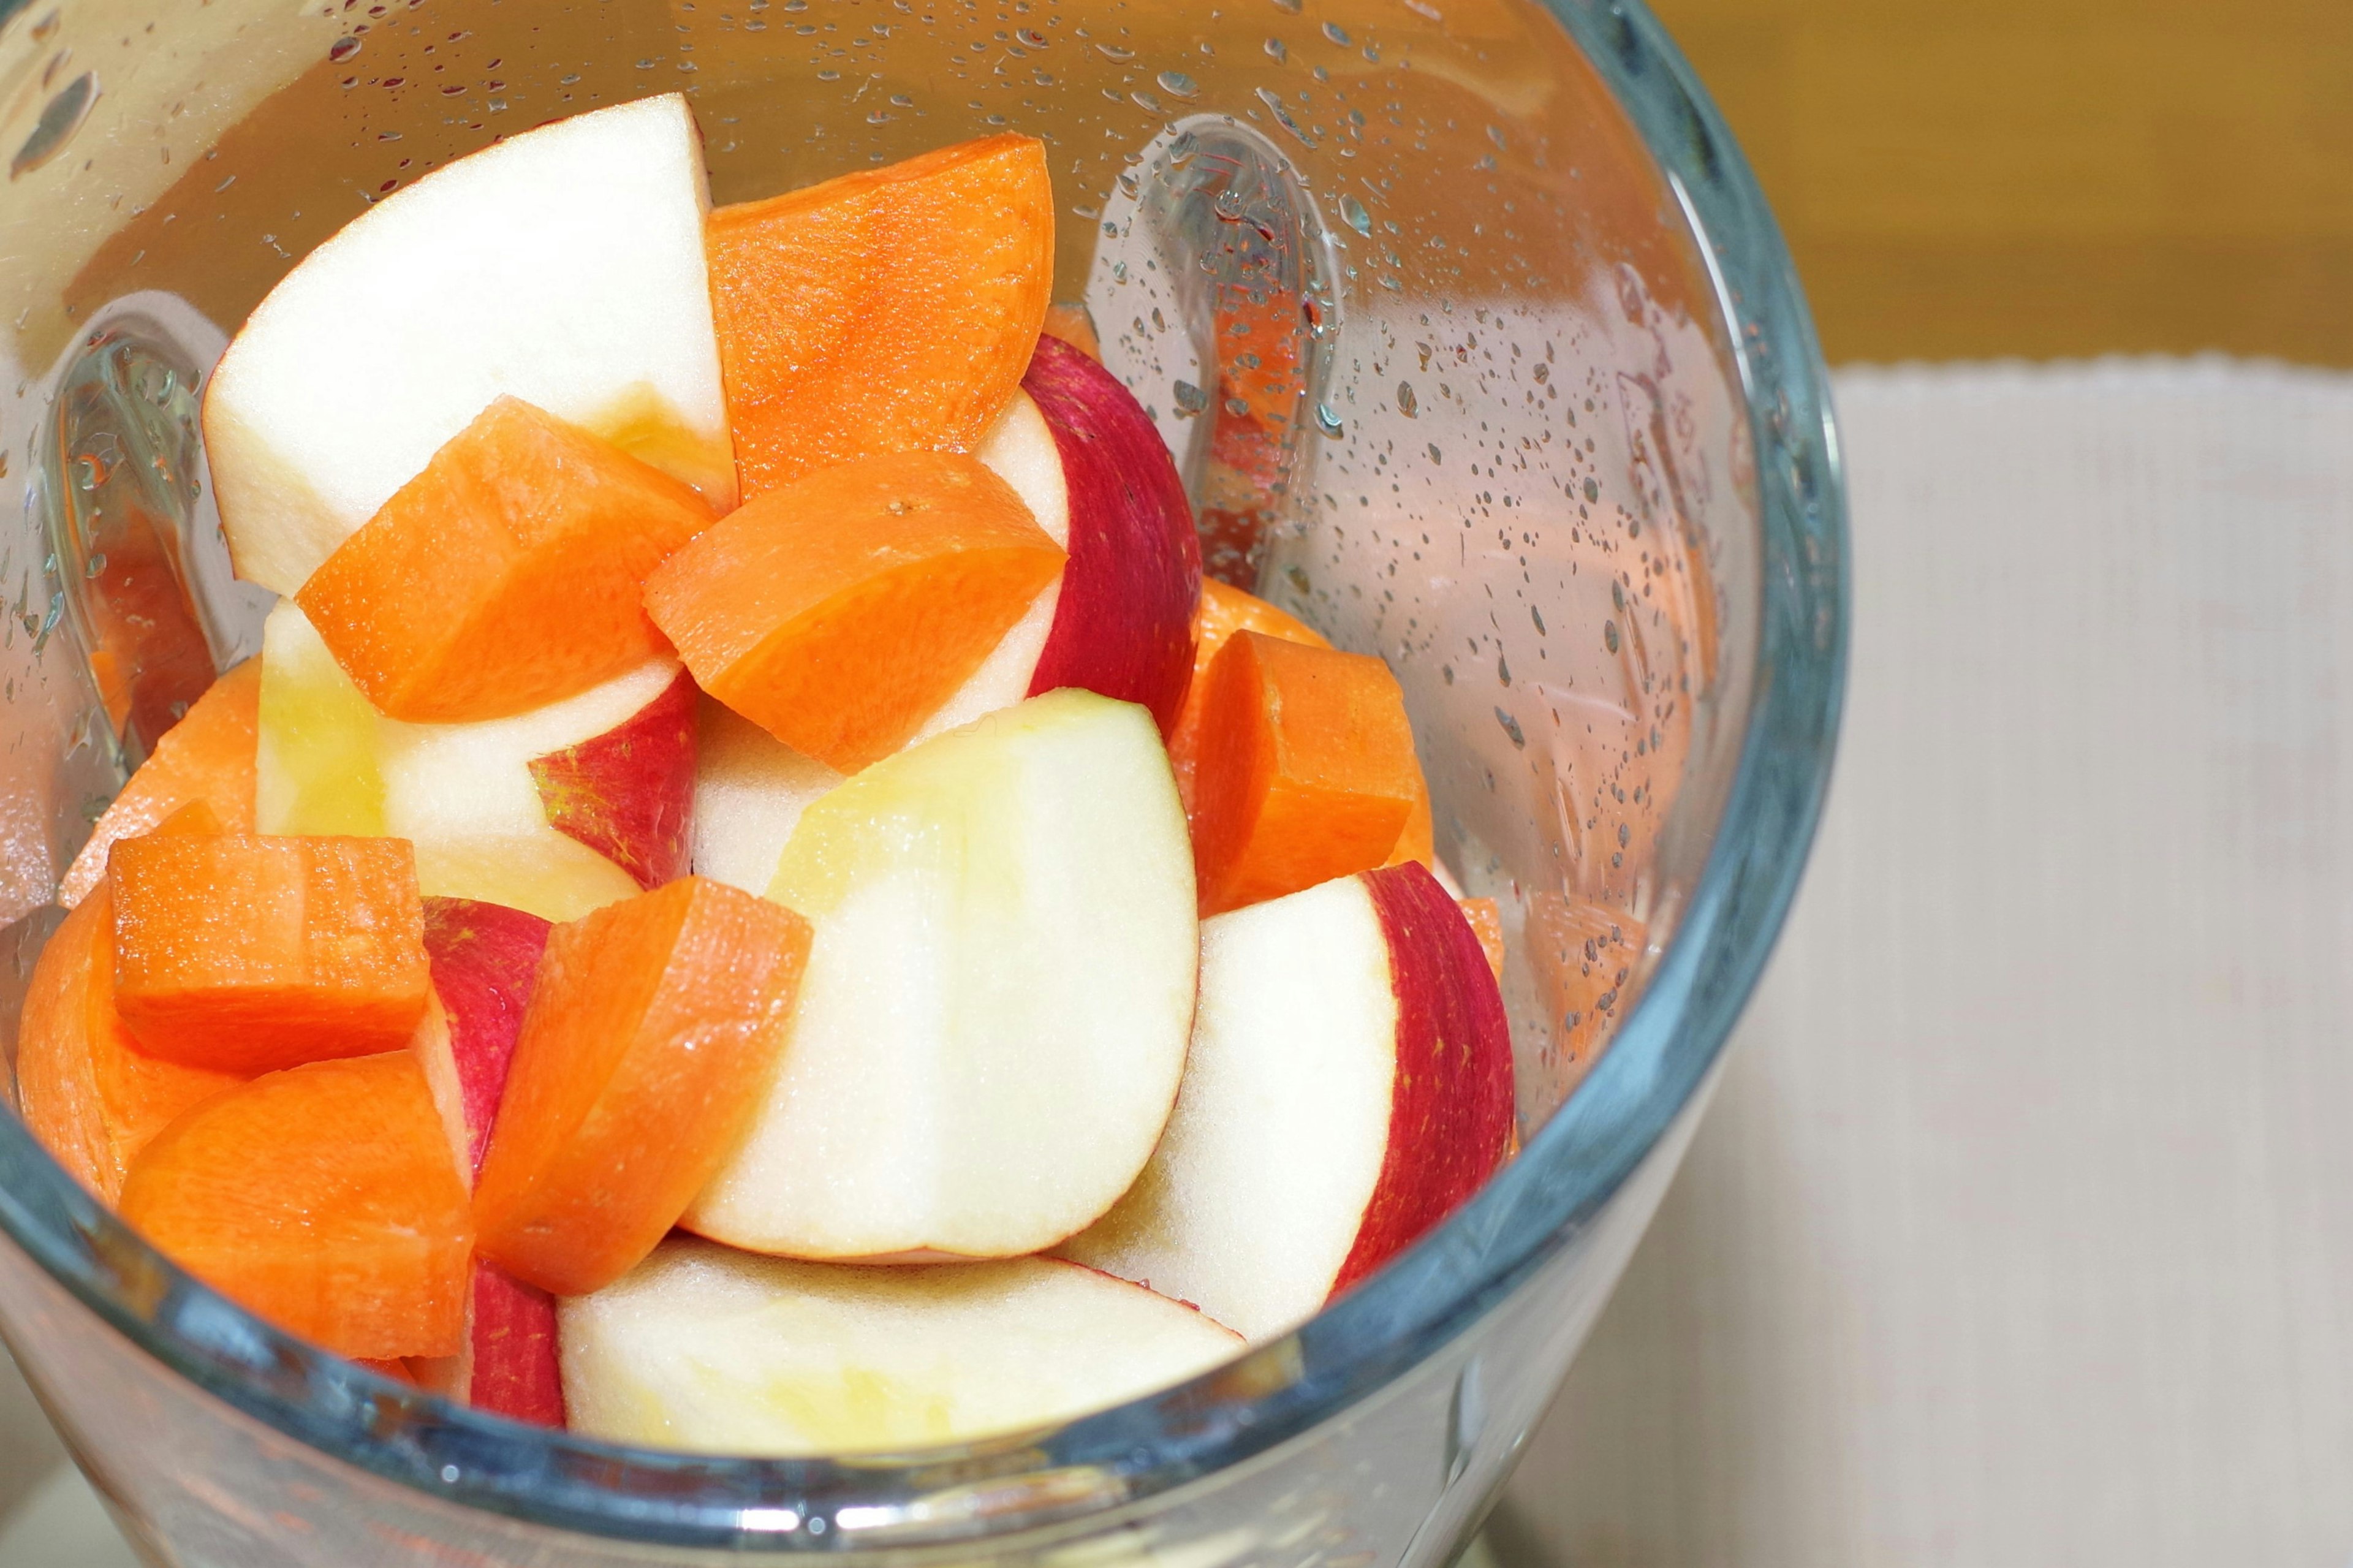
1094, 42, 1134, 61
1224, 396, 1250, 417
1531, 605, 1547, 635
1271, 0, 1303, 12
1603, 620, 1620, 654
1264, 37, 1287, 61
865, 109, 892, 124
1158, 70, 1197, 99
1017, 26, 1047, 46
1495, 707, 1525, 748
1582, 476, 1599, 502
329, 34, 362, 61
1173, 380, 1208, 417
1497, 654, 1511, 686
1315, 402, 1344, 437
70, 455, 96, 490
83, 550, 106, 578
1396, 381, 1417, 417
1131, 89, 1162, 113
1427, 442, 1442, 463
1322, 21, 1351, 44
11, 70, 97, 180
1341, 194, 1371, 235
1213, 187, 1247, 221
889, 93, 913, 107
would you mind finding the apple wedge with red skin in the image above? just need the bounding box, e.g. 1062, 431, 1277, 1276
409, 896, 566, 1428
560, 1241, 1239, 1455
1018, 333, 1200, 733
912, 337, 1199, 742
1064, 861, 1514, 1342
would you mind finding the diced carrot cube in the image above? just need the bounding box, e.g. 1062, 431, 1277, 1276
110, 835, 430, 1074
61, 661, 260, 910
17, 885, 245, 1203
1188, 631, 1422, 916
118, 1051, 472, 1360
472, 877, 809, 1297
295, 398, 716, 724
1167, 580, 1332, 814
707, 134, 1053, 498
1385, 772, 1437, 871
643, 450, 1065, 771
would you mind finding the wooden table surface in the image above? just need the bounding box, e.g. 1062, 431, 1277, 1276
1647, 0, 2353, 366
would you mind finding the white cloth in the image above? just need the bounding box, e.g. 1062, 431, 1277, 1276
1500, 358, 2353, 1567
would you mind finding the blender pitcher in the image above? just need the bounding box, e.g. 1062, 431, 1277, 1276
0, 0, 1847, 1561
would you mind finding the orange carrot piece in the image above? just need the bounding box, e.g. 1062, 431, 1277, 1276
1189, 631, 1422, 916
118, 1052, 472, 1360
18, 885, 246, 1203
296, 397, 716, 724
110, 835, 430, 1074
1524, 894, 1646, 1100
1385, 771, 1436, 871
473, 877, 809, 1297
1168, 580, 1332, 815
707, 134, 1053, 498
643, 449, 1065, 771
61, 661, 260, 910
1459, 897, 1506, 982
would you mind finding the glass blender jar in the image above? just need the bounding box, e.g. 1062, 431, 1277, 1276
0, 0, 1846, 1561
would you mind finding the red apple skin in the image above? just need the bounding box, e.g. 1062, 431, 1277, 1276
1021, 334, 1202, 735
1334, 861, 1516, 1293
415, 896, 566, 1426
466, 1260, 567, 1427
528, 668, 697, 889
421, 896, 554, 1173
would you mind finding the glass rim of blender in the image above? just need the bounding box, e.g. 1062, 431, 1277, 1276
0, 0, 1848, 1548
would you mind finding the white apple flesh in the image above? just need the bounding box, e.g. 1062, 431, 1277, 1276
684, 689, 1195, 1261
689, 699, 843, 896
1064, 862, 1515, 1342
256, 602, 687, 922
204, 93, 733, 596
560, 1240, 1239, 1455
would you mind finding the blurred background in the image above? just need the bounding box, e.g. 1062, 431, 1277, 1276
1487, 1, 2353, 1564
1648, 0, 2353, 365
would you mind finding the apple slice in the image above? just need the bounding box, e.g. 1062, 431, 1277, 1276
560, 1240, 1239, 1455
907, 343, 1202, 744
1018, 334, 1201, 735
205, 93, 732, 597
256, 603, 689, 923
684, 689, 1195, 1261
407, 896, 566, 1426
1064, 862, 1514, 1343
409, 1262, 567, 1430
689, 701, 843, 896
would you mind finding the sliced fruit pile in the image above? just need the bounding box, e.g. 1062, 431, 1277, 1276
20, 94, 1526, 1456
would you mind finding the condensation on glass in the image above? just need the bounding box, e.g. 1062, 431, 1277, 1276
0, 0, 1825, 1561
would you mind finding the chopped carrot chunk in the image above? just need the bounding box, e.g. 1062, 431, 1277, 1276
61, 661, 260, 910
118, 1051, 472, 1360
1523, 893, 1645, 1097
1188, 631, 1422, 916
1168, 580, 1331, 814
707, 134, 1053, 497
643, 449, 1064, 771
110, 834, 430, 1074
17, 884, 245, 1203
296, 397, 715, 724
473, 877, 810, 1297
